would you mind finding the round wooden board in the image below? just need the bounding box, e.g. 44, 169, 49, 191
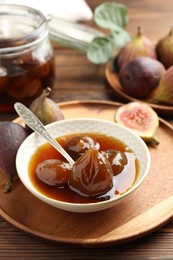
105, 64, 173, 117
0, 100, 173, 248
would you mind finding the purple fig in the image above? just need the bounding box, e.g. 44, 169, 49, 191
156, 28, 173, 69
153, 66, 173, 105
118, 26, 157, 69
0, 122, 29, 192
29, 87, 64, 127
119, 57, 165, 98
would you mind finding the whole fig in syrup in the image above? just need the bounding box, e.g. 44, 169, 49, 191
102, 150, 128, 175
68, 148, 113, 198
65, 135, 100, 160
36, 159, 72, 187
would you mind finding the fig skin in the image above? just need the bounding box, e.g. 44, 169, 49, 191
156, 28, 173, 69
117, 26, 157, 69
0, 122, 29, 192
153, 66, 173, 105
119, 57, 165, 98
115, 102, 159, 146
68, 148, 113, 198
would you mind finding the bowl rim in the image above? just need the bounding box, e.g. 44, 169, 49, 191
16, 118, 151, 212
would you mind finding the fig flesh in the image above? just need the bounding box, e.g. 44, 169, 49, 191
156, 28, 173, 69
0, 122, 29, 192
117, 26, 157, 69
68, 148, 113, 198
115, 102, 159, 146
29, 87, 64, 127
119, 57, 165, 98
153, 66, 173, 105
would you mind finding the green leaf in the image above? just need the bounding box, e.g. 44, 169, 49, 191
87, 35, 116, 64
94, 2, 128, 32
112, 29, 131, 48
87, 29, 130, 64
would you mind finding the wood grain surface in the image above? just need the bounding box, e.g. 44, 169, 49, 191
1, 0, 173, 259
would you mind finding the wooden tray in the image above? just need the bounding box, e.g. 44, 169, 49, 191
105, 64, 173, 117
0, 100, 173, 248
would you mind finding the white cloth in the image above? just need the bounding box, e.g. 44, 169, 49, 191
0, 0, 93, 22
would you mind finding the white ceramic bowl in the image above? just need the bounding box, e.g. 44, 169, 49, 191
16, 118, 151, 213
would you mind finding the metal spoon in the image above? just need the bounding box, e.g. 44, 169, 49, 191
14, 102, 75, 166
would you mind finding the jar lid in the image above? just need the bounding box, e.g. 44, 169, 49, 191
0, 4, 48, 53
0, 4, 105, 54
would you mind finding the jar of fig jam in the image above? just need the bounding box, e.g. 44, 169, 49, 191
0, 4, 55, 112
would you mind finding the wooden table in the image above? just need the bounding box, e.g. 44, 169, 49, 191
0, 0, 173, 259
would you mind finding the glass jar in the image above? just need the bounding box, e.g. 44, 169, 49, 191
0, 4, 55, 112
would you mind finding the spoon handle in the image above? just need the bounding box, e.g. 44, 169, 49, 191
14, 102, 75, 166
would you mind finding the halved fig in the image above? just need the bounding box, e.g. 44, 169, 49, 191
115, 102, 159, 146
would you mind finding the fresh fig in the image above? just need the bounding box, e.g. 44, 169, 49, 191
68, 148, 113, 197
117, 26, 157, 69
115, 102, 159, 146
119, 57, 165, 98
0, 122, 29, 192
156, 28, 173, 69
152, 66, 173, 105
29, 87, 64, 127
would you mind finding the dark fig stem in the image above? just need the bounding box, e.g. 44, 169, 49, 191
137, 26, 142, 37
147, 137, 160, 148
169, 27, 173, 37
44, 87, 51, 97
38, 87, 51, 104
4, 180, 12, 193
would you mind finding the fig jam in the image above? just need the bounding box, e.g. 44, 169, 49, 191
28, 133, 140, 204
0, 4, 55, 112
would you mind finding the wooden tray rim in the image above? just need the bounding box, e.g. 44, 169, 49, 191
0, 99, 173, 247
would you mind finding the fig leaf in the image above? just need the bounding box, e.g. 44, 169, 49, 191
94, 2, 128, 32
87, 30, 130, 64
